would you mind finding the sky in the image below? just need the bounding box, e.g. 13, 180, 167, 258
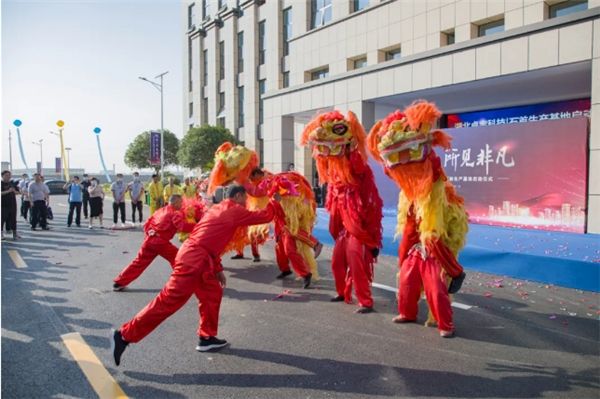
1, 0, 183, 174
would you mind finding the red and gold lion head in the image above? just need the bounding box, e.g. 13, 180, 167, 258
208, 142, 258, 194
301, 110, 368, 185
368, 101, 452, 200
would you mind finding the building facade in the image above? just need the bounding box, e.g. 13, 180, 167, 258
183, 0, 600, 232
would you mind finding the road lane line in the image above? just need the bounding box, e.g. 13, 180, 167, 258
61, 332, 128, 399
371, 282, 472, 310
7, 250, 27, 268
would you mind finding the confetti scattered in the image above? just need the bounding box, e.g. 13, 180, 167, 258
549, 315, 557, 319
484, 292, 493, 298
568, 312, 577, 316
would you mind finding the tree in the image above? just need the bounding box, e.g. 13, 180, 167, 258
178, 125, 238, 170
124, 130, 179, 171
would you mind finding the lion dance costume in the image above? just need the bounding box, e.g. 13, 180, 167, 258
301, 111, 383, 313
208, 143, 319, 286
367, 101, 468, 337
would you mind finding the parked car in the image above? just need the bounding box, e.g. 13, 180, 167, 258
45, 179, 68, 195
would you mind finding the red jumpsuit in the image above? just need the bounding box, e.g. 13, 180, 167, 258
113, 205, 196, 287
119, 199, 279, 342
328, 151, 383, 308
396, 207, 457, 332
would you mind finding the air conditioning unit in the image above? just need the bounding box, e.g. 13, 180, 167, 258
214, 17, 224, 28
198, 28, 207, 37
232, 7, 243, 17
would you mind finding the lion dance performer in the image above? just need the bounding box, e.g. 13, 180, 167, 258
367, 100, 468, 338
301, 110, 383, 313
208, 143, 320, 287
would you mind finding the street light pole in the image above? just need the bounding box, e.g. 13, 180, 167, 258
32, 139, 43, 174
139, 71, 169, 180
65, 147, 72, 172
49, 131, 65, 179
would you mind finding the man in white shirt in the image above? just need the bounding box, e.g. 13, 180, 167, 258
111, 173, 127, 228
127, 172, 145, 225
28, 173, 50, 230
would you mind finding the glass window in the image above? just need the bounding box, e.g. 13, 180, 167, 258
202, 97, 208, 124
188, 40, 193, 91
353, 0, 369, 12
549, 1, 587, 18
219, 41, 225, 80
443, 30, 455, 45
258, 20, 266, 65
311, 0, 332, 29
217, 117, 225, 127
219, 92, 225, 113
237, 31, 244, 73
282, 71, 290, 88
202, 49, 208, 86
189, 123, 194, 131
258, 79, 266, 124
218, 0, 226, 10
310, 68, 329, 81
283, 7, 292, 56
189, 102, 193, 117
478, 19, 504, 37
238, 86, 244, 128
202, 0, 210, 20
385, 47, 401, 60
188, 3, 196, 29
353, 57, 367, 69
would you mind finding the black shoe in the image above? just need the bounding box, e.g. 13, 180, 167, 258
230, 254, 244, 260
76, 224, 81, 227
67, 224, 71, 227
253, 257, 261, 262
303, 273, 312, 289
196, 336, 228, 352
41, 227, 50, 231
448, 272, 466, 294
110, 329, 128, 366
355, 306, 374, 314
313, 242, 323, 259
330, 295, 345, 302
31, 227, 36, 231
113, 283, 126, 292
276, 270, 293, 279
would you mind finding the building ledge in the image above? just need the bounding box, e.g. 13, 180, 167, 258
264, 7, 600, 101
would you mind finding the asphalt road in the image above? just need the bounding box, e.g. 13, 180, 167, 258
2, 195, 599, 399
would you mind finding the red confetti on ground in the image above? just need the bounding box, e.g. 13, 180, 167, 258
484, 292, 493, 298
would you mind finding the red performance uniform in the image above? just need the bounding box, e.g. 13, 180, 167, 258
328, 151, 383, 308
396, 206, 458, 332
113, 204, 196, 287
119, 199, 279, 343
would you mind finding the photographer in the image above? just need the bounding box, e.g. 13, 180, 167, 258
1, 170, 20, 240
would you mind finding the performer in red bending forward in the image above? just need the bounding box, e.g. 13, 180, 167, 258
112, 194, 196, 291
111, 186, 281, 366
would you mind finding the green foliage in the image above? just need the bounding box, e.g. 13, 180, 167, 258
124, 130, 180, 171
177, 125, 238, 170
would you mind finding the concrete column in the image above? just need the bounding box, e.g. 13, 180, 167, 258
263, 114, 295, 173
587, 20, 600, 233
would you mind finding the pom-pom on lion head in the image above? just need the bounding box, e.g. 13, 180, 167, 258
368, 100, 452, 200
208, 142, 258, 194
301, 110, 368, 185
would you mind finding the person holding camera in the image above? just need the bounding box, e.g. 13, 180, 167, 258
64, 176, 83, 227
1, 170, 20, 240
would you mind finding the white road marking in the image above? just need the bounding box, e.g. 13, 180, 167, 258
371, 282, 473, 310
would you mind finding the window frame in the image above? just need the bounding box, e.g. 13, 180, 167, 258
477, 19, 504, 37
258, 20, 266, 65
